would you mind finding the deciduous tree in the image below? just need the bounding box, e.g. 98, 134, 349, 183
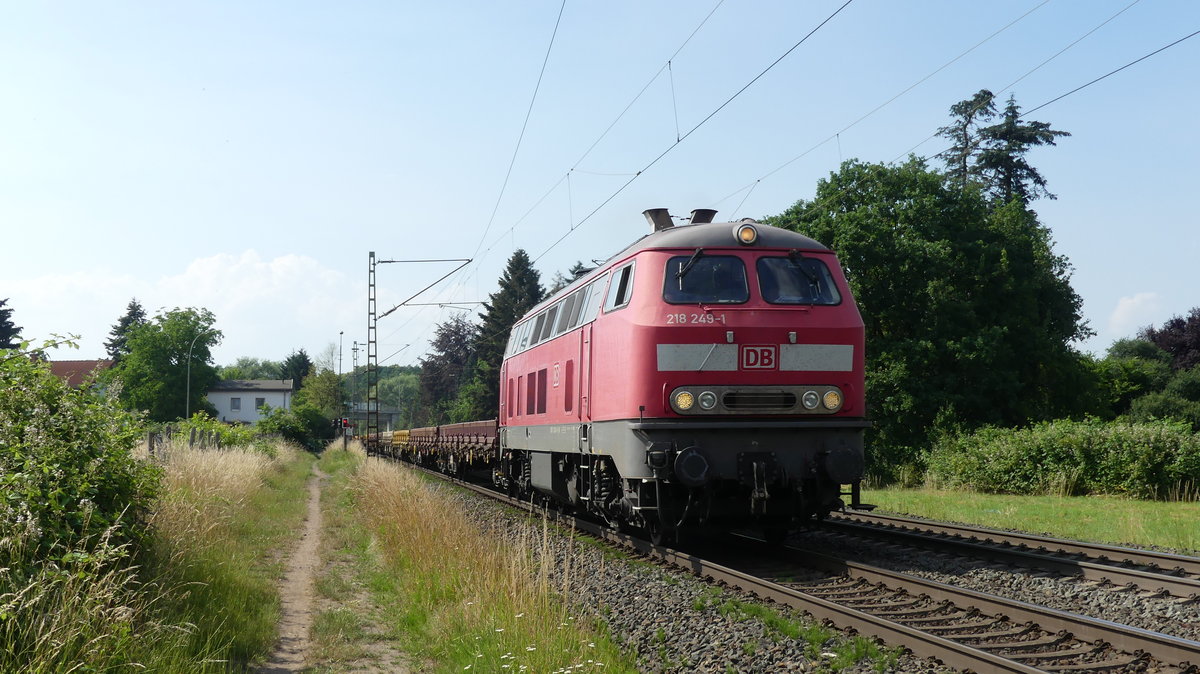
416, 314, 477, 424
767, 159, 1090, 474
1139, 307, 1200, 371
218, 356, 284, 380
113, 307, 222, 422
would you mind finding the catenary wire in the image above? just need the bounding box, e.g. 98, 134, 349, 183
905, 24, 1200, 165
470, 0, 568, 262
892, 0, 1145, 163
530, 0, 856, 264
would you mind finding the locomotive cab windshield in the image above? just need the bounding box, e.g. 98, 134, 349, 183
664, 254, 749, 304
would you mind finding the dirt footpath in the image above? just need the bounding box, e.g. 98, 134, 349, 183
258, 466, 327, 673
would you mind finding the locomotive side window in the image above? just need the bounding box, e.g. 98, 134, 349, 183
555, 293, 579, 333
757, 256, 842, 305
564, 360, 574, 412
536, 368, 548, 414
603, 263, 635, 313
526, 372, 536, 415
663, 255, 748, 304
531, 313, 547, 346
507, 378, 515, 418
541, 305, 560, 341
581, 273, 608, 322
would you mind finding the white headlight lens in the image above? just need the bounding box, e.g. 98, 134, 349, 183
698, 391, 718, 410
802, 391, 820, 409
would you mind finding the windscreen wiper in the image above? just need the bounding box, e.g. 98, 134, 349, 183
676, 248, 705, 280
787, 249, 820, 285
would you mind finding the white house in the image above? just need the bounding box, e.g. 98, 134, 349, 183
207, 379, 294, 424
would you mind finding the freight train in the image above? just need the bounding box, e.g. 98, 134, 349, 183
370, 208, 869, 544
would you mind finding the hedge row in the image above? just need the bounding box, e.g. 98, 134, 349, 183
925, 419, 1200, 498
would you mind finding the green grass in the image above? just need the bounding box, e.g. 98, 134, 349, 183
710, 597, 901, 670
863, 488, 1200, 553
0, 441, 315, 673
313, 446, 639, 673
158, 443, 313, 667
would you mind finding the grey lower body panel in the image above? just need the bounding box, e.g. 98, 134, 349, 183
506, 418, 867, 485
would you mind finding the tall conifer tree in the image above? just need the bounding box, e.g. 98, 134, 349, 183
0, 298, 20, 349
105, 298, 147, 363
936, 89, 997, 190
977, 94, 1070, 203
464, 250, 545, 417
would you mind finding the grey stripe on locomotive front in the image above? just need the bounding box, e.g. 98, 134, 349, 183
656, 343, 853, 372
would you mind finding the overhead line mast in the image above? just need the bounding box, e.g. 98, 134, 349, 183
366, 253, 472, 446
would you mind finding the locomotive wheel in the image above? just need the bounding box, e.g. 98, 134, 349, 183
646, 516, 669, 547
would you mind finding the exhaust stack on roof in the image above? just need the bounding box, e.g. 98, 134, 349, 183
690, 208, 718, 224
643, 208, 674, 232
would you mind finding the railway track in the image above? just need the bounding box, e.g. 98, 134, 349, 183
395, 461, 1200, 672
821, 511, 1200, 600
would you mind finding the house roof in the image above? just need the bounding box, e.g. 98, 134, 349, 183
49, 360, 113, 388
209, 379, 294, 392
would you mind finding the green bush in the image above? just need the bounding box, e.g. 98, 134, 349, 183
1087, 356, 1171, 418
925, 418, 1200, 498
254, 401, 331, 450
170, 412, 266, 452
1165, 367, 1200, 401
0, 341, 159, 571
1128, 393, 1200, 432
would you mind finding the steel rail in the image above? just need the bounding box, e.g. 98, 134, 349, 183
819, 516, 1200, 599
833, 510, 1200, 578
390, 461, 1200, 671
754, 538, 1200, 671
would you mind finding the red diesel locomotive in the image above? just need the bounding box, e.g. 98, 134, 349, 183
382, 208, 869, 544
496, 208, 867, 542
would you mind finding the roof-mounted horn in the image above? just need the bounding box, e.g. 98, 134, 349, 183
690, 208, 718, 224
643, 208, 674, 232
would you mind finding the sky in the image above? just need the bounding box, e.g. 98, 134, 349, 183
2, 0, 1198, 372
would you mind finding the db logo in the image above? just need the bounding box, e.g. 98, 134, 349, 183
741, 345, 778, 370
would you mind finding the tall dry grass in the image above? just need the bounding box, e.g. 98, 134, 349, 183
0, 439, 299, 672
349, 457, 632, 672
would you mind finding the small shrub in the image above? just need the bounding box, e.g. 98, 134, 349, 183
0, 341, 160, 571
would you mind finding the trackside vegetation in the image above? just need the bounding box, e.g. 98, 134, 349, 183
925, 419, 1200, 499
314, 447, 638, 672
0, 340, 312, 671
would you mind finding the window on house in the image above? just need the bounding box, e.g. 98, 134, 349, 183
231, 397, 241, 411
255, 397, 266, 410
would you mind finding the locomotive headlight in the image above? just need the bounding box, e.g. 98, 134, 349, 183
822, 390, 842, 410
802, 390, 820, 409
674, 390, 695, 411
698, 390, 718, 410
734, 223, 758, 245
